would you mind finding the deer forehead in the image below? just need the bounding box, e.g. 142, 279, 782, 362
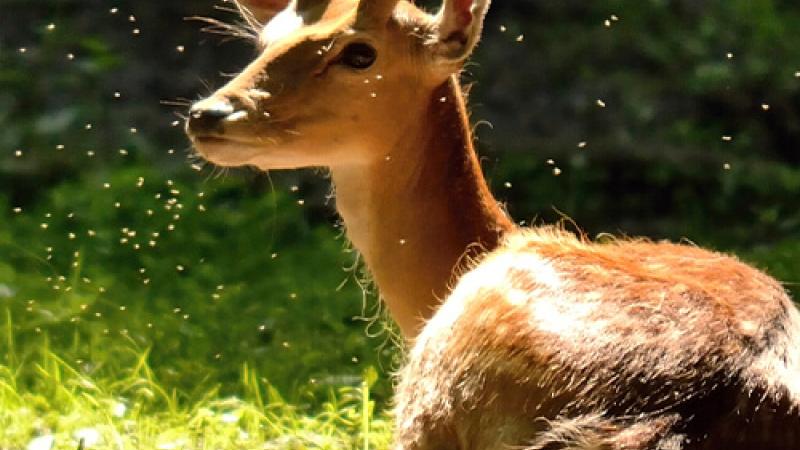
257, 0, 367, 46
260, 8, 305, 46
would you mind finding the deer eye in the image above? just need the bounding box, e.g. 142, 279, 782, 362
339, 42, 377, 70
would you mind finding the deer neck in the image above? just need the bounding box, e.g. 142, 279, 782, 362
331, 76, 515, 339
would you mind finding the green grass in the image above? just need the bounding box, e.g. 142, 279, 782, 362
0, 164, 399, 449
1, 329, 393, 450
0, 164, 401, 391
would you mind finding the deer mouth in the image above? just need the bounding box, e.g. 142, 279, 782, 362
190, 134, 268, 166
191, 133, 261, 147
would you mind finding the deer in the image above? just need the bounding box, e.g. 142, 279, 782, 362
185, 0, 800, 448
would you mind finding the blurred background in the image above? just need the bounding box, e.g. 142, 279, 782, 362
1, 0, 799, 410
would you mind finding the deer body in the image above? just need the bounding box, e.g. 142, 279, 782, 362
397, 228, 800, 448
186, 0, 800, 448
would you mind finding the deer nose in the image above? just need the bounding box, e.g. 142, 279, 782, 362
187, 100, 235, 135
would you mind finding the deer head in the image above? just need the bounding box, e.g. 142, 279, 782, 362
186, 0, 492, 170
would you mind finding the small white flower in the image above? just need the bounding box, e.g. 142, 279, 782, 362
26, 435, 54, 450
74, 428, 101, 447
221, 412, 239, 424
157, 438, 188, 450
112, 401, 127, 418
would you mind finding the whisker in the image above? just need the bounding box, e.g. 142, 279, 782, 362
196, 77, 215, 96
225, 1, 263, 35
185, 147, 200, 159
213, 4, 241, 15
204, 164, 221, 183
185, 15, 257, 42
161, 99, 193, 107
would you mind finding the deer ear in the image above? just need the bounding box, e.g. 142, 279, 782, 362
236, 0, 291, 25
431, 0, 491, 63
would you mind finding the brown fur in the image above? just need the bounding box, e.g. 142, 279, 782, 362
186, 1, 800, 448
395, 228, 800, 449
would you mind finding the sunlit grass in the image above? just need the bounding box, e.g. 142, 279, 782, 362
0, 167, 397, 450
0, 166, 401, 399
0, 335, 393, 450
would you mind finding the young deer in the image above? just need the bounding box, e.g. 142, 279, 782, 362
186, 0, 800, 448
